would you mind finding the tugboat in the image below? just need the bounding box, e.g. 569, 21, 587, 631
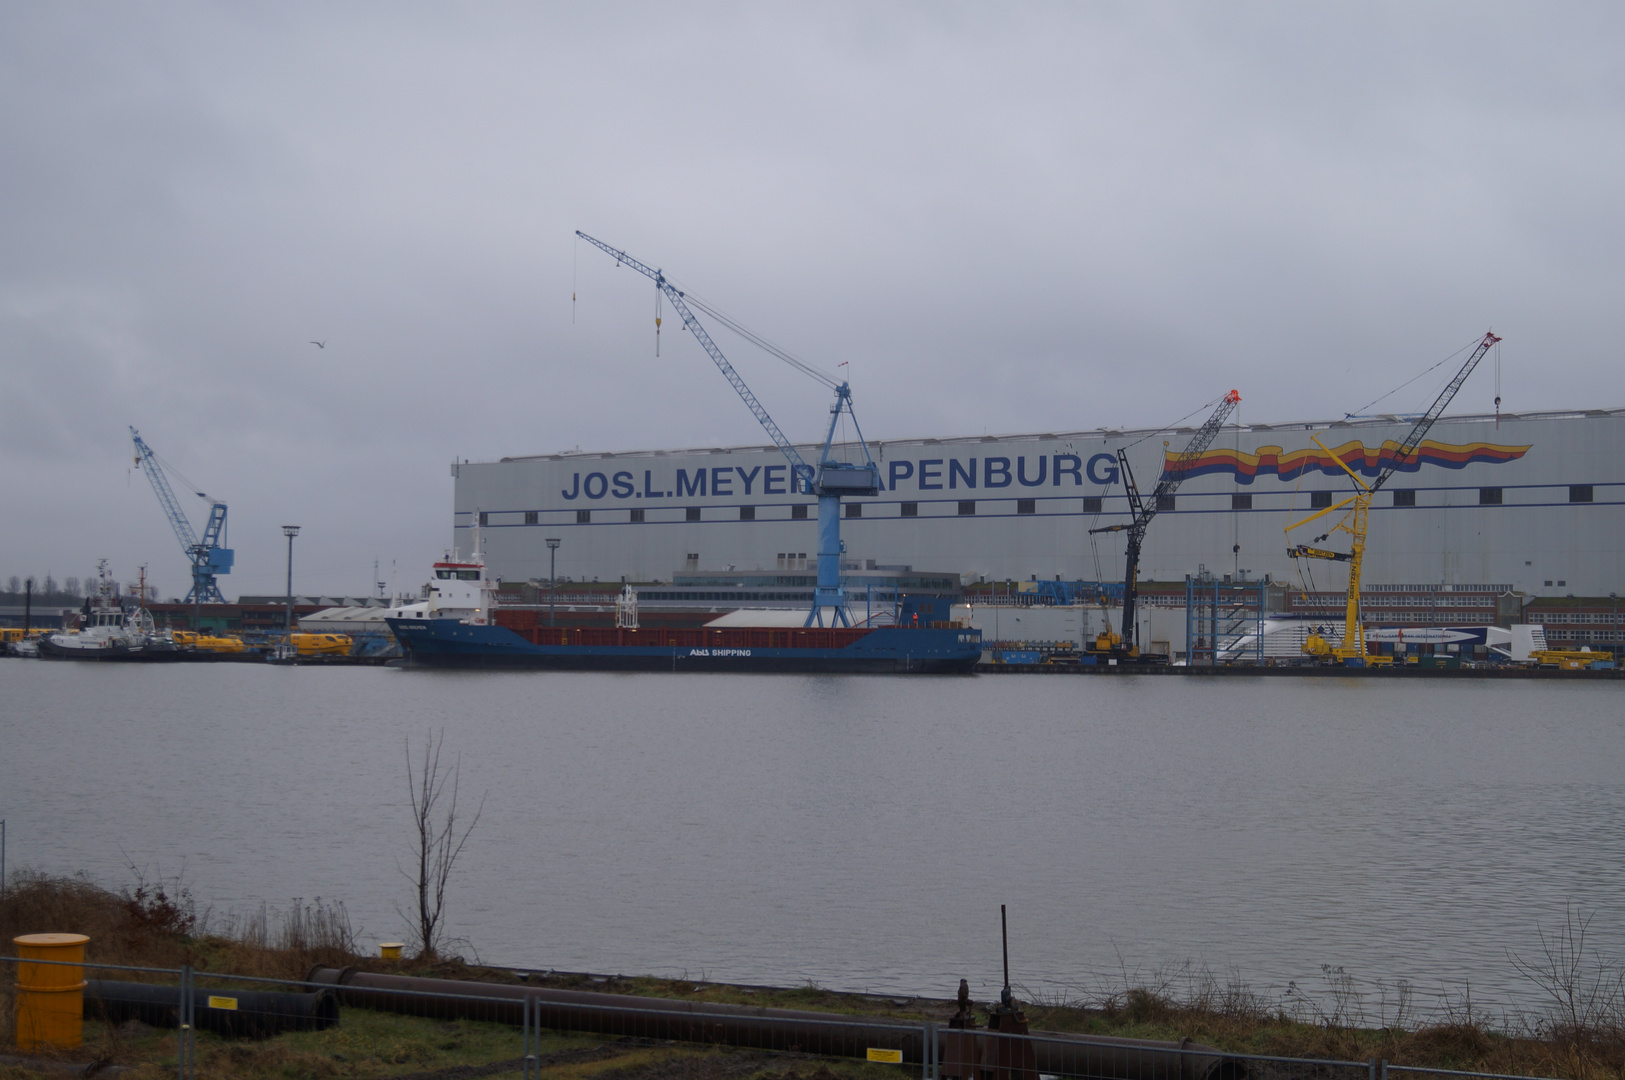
38, 562, 179, 662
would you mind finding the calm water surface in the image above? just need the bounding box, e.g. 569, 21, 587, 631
2, 663, 1621, 1020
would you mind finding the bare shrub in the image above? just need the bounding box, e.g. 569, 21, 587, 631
1510, 905, 1625, 1047
0, 870, 192, 968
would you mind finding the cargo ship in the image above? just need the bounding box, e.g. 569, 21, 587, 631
384, 546, 980, 673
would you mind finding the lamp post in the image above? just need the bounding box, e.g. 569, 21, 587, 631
282, 525, 301, 640
546, 538, 561, 627
1612, 592, 1619, 659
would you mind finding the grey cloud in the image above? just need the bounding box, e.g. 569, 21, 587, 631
2, 3, 1622, 593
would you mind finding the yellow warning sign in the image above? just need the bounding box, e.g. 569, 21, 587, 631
207, 996, 239, 1011
866, 1049, 903, 1063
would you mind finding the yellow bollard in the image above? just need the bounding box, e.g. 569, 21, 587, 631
378, 943, 404, 960
14, 933, 90, 1051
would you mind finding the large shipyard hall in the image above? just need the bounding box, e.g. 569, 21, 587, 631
454, 407, 1622, 601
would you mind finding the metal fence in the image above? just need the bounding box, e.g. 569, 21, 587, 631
0, 953, 1583, 1080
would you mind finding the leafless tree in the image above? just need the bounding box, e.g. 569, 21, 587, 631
398, 732, 485, 959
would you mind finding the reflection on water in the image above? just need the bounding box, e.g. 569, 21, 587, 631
3, 663, 1621, 1019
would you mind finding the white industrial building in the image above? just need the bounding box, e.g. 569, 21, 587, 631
451, 408, 1624, 599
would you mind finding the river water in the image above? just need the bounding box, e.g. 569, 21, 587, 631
3, 663, 1622, 1023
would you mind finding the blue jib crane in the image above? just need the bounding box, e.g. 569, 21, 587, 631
130, 426, 234, 603
577, 232, 881, 627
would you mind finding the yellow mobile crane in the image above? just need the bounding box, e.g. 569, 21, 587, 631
1285, 331, 1500, 665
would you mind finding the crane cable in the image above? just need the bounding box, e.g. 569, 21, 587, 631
675, 287, 842, 390
138, 444, 217, 507
1121, 393, 1229, 452
1494, 337, 1503, 429
1345, 336, 1479, 418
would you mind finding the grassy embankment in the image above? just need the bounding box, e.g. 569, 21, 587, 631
2, 874, 1622, 1080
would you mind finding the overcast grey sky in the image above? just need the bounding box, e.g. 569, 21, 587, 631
3, 3, 1621, 597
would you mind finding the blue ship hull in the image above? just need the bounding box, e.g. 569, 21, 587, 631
387, 619, 981, 673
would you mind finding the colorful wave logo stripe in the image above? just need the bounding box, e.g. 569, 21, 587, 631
1165, 439, 1531, 485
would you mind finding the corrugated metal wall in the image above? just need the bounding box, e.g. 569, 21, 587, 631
452, 410, 1624, 597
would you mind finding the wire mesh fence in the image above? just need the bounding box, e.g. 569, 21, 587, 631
0, 952, 1593, 1080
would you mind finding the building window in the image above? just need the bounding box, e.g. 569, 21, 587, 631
1082, 496, 1102, 513
1480, 487, 1503, 505
478, 511, 489, 526
845, 503, 862, 519
1017, 499, 1036, 515
901, 502, 918, 517
1393, 489, 1416, 507
576, 509, 590, 524
958, 500, 976, 516
1311, 491, 1332, 509
1571, 485, 1594, 503
524, 510, 538, 524
1231, 493, 1252, 510
739, 505, 755, 521
1155, 495, 1175, 512
1545, 580, 1553, 587
686, 507, 702, 522
791, 504, 809, 520
630, 508, 645, 523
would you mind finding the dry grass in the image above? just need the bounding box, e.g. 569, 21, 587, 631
1013, 960, 1625, 1080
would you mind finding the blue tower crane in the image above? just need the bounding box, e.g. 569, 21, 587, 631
130, 426, 234, 603
576, 232, 880, 626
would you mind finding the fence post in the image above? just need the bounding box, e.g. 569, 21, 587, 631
924, 1020, 938, 1080
1369, 1057, 1378, 1080
176, 965, 187, 1080
189, 964, 196, 1080
524, 994, 537, 1080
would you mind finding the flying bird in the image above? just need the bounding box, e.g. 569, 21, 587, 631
309, 340, 326, 349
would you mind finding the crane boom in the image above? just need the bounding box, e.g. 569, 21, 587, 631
131, 428, 200, 552
1089, 390, 1241, 655
577, 232, 880, 626
1371, 331, 1500, 495
130, 426, 233, 604
575, 232, 816, 493
1285, 330, 1500, 664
